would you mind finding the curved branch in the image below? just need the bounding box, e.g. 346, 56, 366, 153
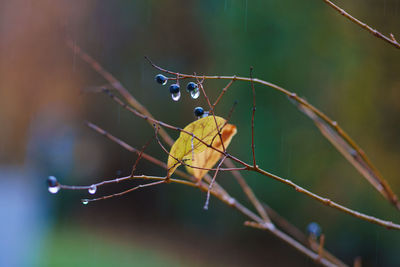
145, 58, 400, 211
322, 0, 400, 49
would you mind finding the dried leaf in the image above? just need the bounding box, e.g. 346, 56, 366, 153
186, 124, 237, 180
167, 116, 237, 180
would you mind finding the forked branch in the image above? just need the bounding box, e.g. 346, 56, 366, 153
145, 57, 400, 211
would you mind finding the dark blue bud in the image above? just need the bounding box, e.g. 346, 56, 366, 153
306, 222, 321, 238
155, 74, 168, 85
186, 82, 198, 92
194, 107, 204, 117
169, 84, 180, 94
47, 176, 59, 188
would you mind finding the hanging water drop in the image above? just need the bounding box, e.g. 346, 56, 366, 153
169, 84, 181, 101
171, 91, 181, 101
88, 185, 97, 195
81, 199, 89, 205
47, 176, 60, 194
190, 88, 200, 99
186, 82, 200, 99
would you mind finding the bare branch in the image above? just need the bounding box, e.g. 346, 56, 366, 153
67, 41, 174, 145
322, 0, 400, 49
147, 59, 400, 210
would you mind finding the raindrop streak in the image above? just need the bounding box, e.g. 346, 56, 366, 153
47, 176, 60, 194
171, 91, 181, 101
244, 0, 248, 32
88, 185, 97, 195
81, 199, 89, 205
190, 88, 200, 99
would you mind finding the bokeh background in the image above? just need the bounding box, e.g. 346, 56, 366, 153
1, 0, 400, 266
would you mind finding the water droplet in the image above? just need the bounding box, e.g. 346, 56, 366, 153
81, 199, 89, 205
190, 88, 200, 99
171, 91, 181, 101
48, 185, 60, 194
201, 112, 209, 118
47, 176, 60, 194
88, 185, 97, 195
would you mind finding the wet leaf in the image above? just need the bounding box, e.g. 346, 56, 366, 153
186, 124, 237, 180
167, 116, 237, 180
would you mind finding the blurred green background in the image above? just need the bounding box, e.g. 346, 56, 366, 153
1, 0, 400, 266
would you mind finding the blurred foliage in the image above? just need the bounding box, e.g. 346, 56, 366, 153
41, 226, 185, 267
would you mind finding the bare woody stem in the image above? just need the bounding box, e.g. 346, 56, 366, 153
68, 42, 277, 226
251, 166, 400, 230
145, 57, 400, 210
244, 222, 338, 267
83, 121, 342, 265
100, 69, 400, 230
204, 155, 227, 210
322, 0, 400, 49
67, 40, 174, 145
195, 76, 226, 152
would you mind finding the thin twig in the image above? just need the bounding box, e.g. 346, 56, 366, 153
224, 159, 271, 223
204, 155, 227, 210
195, 75, 226, 152
212, 77, 236, 108
244, 221, 338, 267
70, 44, 281, 227
84, 180, 167, 203
84, 122, 340, 265
130, 134, 154, 177
322, 0, 400, 49
67, 40, 174, 145
145, 58, 400, 210
252, 166, 400, 230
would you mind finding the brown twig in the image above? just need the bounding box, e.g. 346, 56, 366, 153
69, 43, 278, 226
83, 180, 167, 203
252, 166, 400, 230
96, 62, 400, 230
225, 159, 271, 223
130, 134, 154, 177
83, 120, 341, 265
244, 221, 338, 267
204, 155, 227, 210
212, 77, 236, 108
145, 57, 400, 211
69, 44, 389, 264
322, 0, 400, 49
195, 75, 226, 152
67, 40, 174, 145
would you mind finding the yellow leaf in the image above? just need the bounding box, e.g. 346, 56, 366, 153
167, 116, 237, 180
186, 123, 237, 180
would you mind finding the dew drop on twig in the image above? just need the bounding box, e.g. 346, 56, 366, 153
190, 88, 200, 99
47, 176, 60, 194
171, 91, 181, 101
88, 185, 97, 195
